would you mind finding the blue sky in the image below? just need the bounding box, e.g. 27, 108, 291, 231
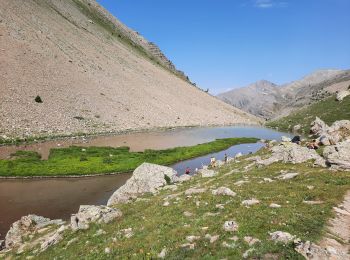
97, 0, 350, 94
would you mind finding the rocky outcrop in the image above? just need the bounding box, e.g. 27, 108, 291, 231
336, 90, 350, 101
310, 117, 329, 136
4, 215, 64, 250
269, 231, 295, 244
323, 140, 350, 170
71, 205, 122, 231
258, 143, 326, 167
107, 163, 178, 206
310, 118, 350, 145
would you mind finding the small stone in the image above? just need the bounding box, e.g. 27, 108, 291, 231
222, 241, 235, 248
269, 231, 295, 244
212, 187, 236, 197
223, 221, 239, 232
104, 247, 111, 254
234, 180, 250, 186
303, 200, 324, 205
94, 229, 106, 236
121, 228, 133, 238
263, 178, 274, 183
242, 198, 260, 206
277, 172, 299, 180
180, 243, 195, 250
229, 236, 239, 241
186, 235, 200, 242
307, 185, 315, 190
185, 187, 206, 195
163, 201, 170, 207
269, 203, 281, 208
243, 248, 255, 258
158, 248, 167, 258
183, 211, 193, 217
205, 234, 219, 243
216, 204, 225, 209
244, 236, 260, 246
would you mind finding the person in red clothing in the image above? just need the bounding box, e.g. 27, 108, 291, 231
185, 167, 191, 175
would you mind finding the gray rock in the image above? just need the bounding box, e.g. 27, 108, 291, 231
281, 136, 292, 142
71, 205, 122, 231
310, 117, 329, 136
223, 221, 239, 232
180, 243, 195, 250
244, 236, 261, 246
336, 90, 350, 101
199, 168, 217, 178
269, 231, 295, 244
185, 188, 206, 195
205, 234, 219, 243
269, 203, 281, 208
242, 198, 260, 206
158, 248, 167, 258
4, 215, 64, 249
277, 172, 299, 180
177, 174, 192, 183
186, 235, 200, 242
212, 187, 236, 197
258, 143, 326, 167
293, 124, 301, 132
323, 140, 350, 170
295, 240, 333, 259
107, 163, 178, 205
40, 232, 63, 252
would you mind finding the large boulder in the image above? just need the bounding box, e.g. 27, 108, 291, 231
258, 143, 326, 167
310, 117, 329, 135
71, 205, 122, 231
311, 118, 350, 145
4, 215, 64, 250
323, 140, 350, 170
107, 163, 178, 206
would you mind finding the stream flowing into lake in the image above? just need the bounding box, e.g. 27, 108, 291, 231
0, 126, 292, 238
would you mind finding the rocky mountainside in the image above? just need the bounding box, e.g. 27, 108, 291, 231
217, 80, 284, 119
217, 69, 350, 119
0, 0, 259, 139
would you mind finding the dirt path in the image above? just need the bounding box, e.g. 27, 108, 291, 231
296, 191, 350, 259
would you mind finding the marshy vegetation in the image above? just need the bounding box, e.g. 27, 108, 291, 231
0, 138, 258, 177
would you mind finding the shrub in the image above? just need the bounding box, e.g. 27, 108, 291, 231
35, 95, 43, 103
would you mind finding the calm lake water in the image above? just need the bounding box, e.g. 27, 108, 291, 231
0, 126, 291, 239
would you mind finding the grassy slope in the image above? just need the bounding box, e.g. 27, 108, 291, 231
14, 148, 350, 259
266, 95, 350, 134
0, 138, 257, 177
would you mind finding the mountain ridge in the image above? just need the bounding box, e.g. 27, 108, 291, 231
217, 69, 350, 119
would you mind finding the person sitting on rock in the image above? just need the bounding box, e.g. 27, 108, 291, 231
291, 135, 301, 145
210, 157, 216, 168
185, 167, 191, 175
307, 139, 319, 150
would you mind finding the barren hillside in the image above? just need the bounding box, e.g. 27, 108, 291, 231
0, 0, 259, 139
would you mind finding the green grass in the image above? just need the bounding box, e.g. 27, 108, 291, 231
12, 148, 350, 259
266, 95, 350, 134
0, 138, 258, 177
